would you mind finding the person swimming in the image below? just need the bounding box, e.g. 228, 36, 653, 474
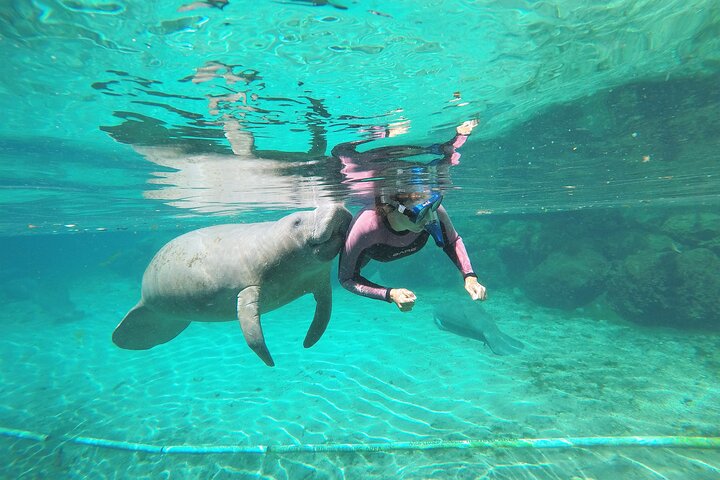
338, 186, 486, 312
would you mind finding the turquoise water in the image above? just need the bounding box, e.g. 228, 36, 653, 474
2, 1, 720, 478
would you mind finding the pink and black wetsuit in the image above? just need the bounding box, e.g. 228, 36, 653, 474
338, 205, 476, 302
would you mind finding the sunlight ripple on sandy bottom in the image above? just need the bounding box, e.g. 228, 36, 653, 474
1, 280, 719, 478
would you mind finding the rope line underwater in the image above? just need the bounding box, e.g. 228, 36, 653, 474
2, 427, 720, 455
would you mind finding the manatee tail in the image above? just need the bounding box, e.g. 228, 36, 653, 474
433, 309, 524, 356
112, 304, 190, 350
483, 329, 525, 356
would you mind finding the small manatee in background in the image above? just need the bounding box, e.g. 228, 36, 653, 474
433, 300, 524, 356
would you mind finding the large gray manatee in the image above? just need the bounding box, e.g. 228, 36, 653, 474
113, 204, 352, 367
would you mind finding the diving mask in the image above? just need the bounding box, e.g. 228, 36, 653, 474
394, 192, 443, 225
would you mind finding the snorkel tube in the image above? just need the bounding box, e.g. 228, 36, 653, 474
424, 211, 445, 247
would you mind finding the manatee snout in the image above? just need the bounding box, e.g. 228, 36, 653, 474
312, 204, 351, 260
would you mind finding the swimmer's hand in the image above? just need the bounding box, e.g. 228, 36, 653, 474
464, 276, 487, 301
389, 288, 416, 312
456, 119, 479, 136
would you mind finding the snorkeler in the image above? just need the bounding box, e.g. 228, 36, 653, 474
337, 120, 486, 312
338, 187, 486, 311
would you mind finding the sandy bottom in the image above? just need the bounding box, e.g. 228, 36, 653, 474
1, 271, 719, 479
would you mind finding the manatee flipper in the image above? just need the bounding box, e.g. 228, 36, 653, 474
237, 286, 274, 367
303, 277, 332, 348
222, 118, 255, 157
112, 304, 190, 350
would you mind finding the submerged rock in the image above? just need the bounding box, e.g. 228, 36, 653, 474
673, 248, 720, 328
660, 212, 720, 248
607, 250, 673, 324
608, 248, 720, 329
522, 247, 609, 309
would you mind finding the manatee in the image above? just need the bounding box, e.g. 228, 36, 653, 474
112, 204, 352, 367
433, 301, 524, 355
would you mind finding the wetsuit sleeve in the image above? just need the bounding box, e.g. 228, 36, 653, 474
436, 206, 477, 278
331, 139, 369, 160
331, 127, 392, 161
427, 133, 469, 166
450, 133, 469, 149
333, 131, 469, 171
338, 211, 392, 302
